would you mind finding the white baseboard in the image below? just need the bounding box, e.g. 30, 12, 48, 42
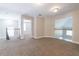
32, 36, 53, 39
32, 36, 79, 45
68, 40, 79, 44
32, 36, 44, 39
57, 39, 79, 45
56, 38, 79, 45
43, 36, 53, 38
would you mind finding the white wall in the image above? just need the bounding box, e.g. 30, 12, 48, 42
32, 16, 55, 39
71, 11, 79, 42
44, 16, 54, 37
32, 16, 45, 38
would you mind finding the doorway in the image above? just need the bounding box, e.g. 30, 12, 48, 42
23, 19, 32, 39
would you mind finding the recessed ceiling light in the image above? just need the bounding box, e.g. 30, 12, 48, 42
50, 7, 60, 13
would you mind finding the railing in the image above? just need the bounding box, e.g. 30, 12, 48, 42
6, 27, 21, 40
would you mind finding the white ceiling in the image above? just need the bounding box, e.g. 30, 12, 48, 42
0, 3, 79, 16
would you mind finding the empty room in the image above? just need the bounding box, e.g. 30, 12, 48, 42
0, 3, 79, 56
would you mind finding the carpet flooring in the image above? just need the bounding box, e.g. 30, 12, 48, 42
0, 38, 79, 56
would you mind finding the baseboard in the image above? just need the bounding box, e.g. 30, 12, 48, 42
32, 36, 44, 39
32, 36, 53, 39
69, 40, 79, 44
43, 36, 53, 38
32, 36, 79, 45
56, 38, 79, 45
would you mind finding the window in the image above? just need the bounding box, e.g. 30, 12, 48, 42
54, 17, 72, 40
54, 30, 63, 39
66, 30, 72, 36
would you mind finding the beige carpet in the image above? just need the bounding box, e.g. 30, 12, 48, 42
0, 38, 79, 56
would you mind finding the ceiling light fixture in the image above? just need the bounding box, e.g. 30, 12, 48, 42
53, 8, 59, 12
50, 7, 60, 13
